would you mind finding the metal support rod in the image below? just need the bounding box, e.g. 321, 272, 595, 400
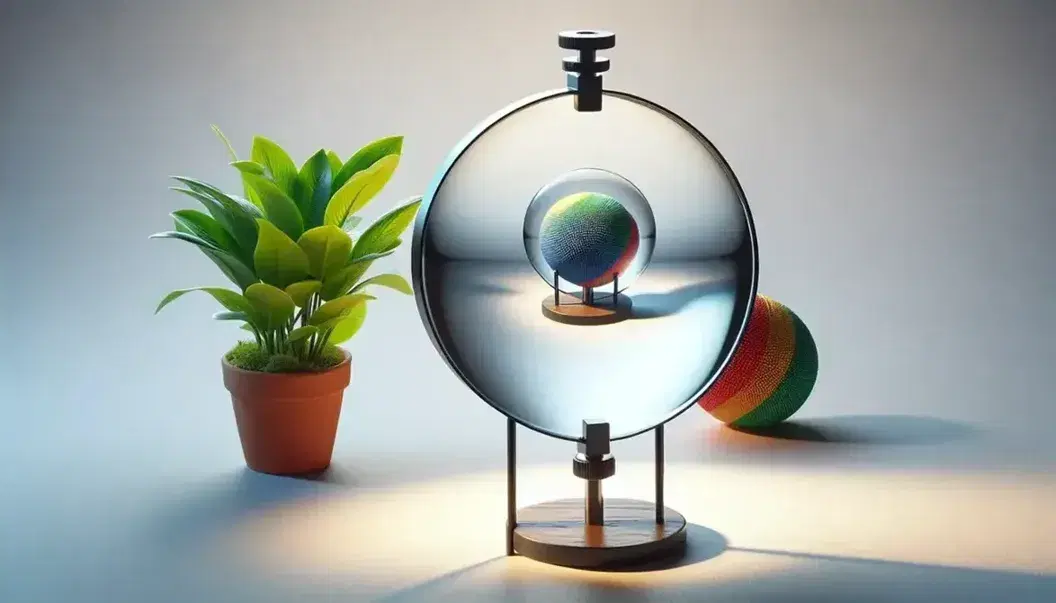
655, 423, 665, 524
576, 420, 613, 527
554, 270, 560, 306
586, 479, 603, 525
506, 417, 516, 555
613, 273, 619, 306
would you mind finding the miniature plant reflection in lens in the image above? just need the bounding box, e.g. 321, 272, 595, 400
414, 90, 756, 441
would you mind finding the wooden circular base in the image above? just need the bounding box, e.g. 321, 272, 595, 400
512, 498, 688, 569
541, 293, 632, 325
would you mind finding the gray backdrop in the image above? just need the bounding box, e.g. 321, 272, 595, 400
2, 1, 1055, 602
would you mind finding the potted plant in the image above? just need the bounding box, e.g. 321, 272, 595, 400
151, 126, 420, 475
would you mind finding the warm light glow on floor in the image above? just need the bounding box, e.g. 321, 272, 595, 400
213, 463, 1056, 593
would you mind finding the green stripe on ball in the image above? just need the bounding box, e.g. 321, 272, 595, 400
732, 306, 818, 428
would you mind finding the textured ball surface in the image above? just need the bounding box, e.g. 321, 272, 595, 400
539, 192, 640, 288
698, 295, 818, 428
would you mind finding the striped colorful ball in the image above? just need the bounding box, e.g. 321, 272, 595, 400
698, 295, 818, 428
539, 192, 640, 288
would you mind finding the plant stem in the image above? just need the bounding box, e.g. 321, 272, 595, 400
308, 328, 332, 361
309, 332, 323, 360
300, 294, 314, 328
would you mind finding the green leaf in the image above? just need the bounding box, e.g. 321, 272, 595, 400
324, 154, 401, 228
148, 230, 257, 290
308, 293, 373, 329
350, 273, 413, 295
253, 219, 310, 288
287, 325, 318, 344
149, 230, 221, 252
169, 179, 261, 261
171, 177, 263, 218
204, 250, 258, 291
320, 259, 374, 300
245, 283, 296, 330
349, 196, 421, 261
332, 135, 403, 192
170, 187, 251, 258
243, 178, 264, 211
155, 286, 252, 315
250, 135, 298, 198
297, 225, 352, 280
231, 160, 266, 175
327, 302, 368, 344
326, 150, 342, 177
171, 185, 226, 214
172, 209, 237, 251
298, 149, 333, 228
213, 311, 251, 322
309, 293, 374, 330
351, 240, 401, 263
243, 173, 305, 241
211, 124, 239, 162
285, 280, 322, 307
232, 167, 267, 211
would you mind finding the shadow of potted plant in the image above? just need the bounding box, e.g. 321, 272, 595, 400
151, 127, 420, 476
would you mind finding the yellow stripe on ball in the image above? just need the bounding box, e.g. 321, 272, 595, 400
711, 297, 797, 424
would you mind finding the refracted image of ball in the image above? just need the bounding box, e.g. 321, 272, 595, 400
697, 295, 818, 429
538, 192, 640, 288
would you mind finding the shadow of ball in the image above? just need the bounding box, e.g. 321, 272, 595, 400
697, 295, 818, 428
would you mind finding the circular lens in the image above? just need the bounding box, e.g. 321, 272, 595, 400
524, 168, 655, 293
413, 90, 757, 441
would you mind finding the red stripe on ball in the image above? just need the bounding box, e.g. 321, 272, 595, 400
697, 295, 771, 411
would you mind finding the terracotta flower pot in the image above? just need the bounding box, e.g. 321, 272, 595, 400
221, 349, 352, 476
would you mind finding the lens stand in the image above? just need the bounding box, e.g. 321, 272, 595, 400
506, 419, 688, 569
507, 28, 688, 568
541, 270, 632, 326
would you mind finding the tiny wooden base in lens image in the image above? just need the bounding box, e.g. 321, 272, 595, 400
541, 292, 633, 326
512, 498, 688, 569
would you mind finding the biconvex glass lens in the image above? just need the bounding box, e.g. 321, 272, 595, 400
413, 90, 757, 441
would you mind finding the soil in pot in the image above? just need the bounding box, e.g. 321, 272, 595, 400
221, 345, 352, 476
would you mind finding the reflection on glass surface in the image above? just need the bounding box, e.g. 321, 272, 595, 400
414, 90, 757, 441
